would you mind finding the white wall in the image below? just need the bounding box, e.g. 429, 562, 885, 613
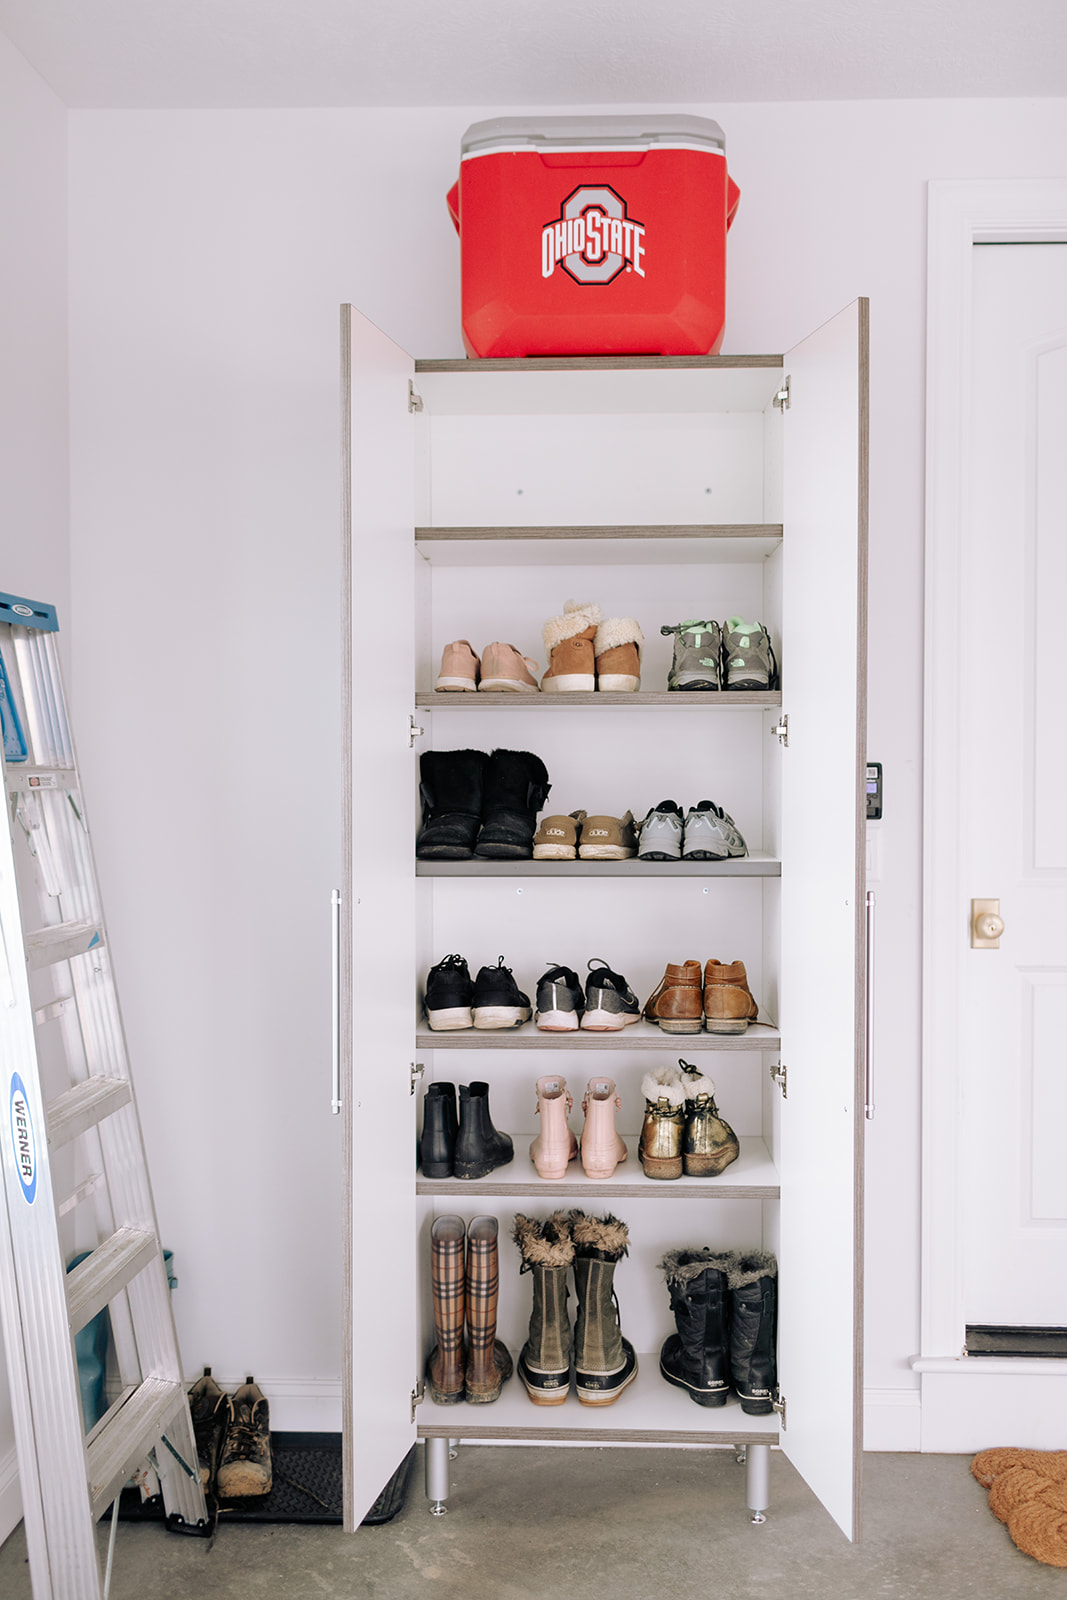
0, 29, 69, 1545
65, 98, 1067, 1448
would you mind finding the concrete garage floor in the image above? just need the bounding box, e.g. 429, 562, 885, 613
0, 1446, 1060, 1600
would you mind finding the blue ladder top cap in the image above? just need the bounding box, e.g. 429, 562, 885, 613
0, 593, 59, 633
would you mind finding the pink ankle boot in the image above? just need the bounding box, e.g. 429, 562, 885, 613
580, 1077, 627, 1179
529, 1076, 578, 1180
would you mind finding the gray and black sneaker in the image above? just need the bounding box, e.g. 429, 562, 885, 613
582, 959, 641, 1031
638, 800, 684, 860
660, 620, 722, 691
721, 617, 778, 690
472, 957, 532, 1030
535, 964, 585, 1032
682, 800, 748, 861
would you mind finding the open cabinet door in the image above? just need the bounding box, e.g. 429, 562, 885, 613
777, 300, 869, 1540
341, 307, 418, 1529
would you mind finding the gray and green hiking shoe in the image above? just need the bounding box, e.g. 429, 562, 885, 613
660, 620, 722, 691
682, 800, 748, 861
721, 617, 778, 690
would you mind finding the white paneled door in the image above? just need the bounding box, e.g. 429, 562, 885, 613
958, 245, 1067, 1328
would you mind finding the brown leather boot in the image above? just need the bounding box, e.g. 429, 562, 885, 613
703, 959, 759, 1034
542, 600, 600, 692
464, 1217, 513, 1403
426, 1216, 466, 1404
643, 959, 704, 1034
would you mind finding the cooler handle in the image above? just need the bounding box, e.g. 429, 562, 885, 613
446, 180, 460, 236
727, 175, 741, 230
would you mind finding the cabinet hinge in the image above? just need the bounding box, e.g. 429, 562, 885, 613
410, 1062, 425, 1095
770, 714, 789, 747
409, 714, 425, 747
772, 1395, 786, 1429
411, 1379, 424, 1421
770, 1060, 787, 1098
773, 377, 791, 411
408, 381, 424, 414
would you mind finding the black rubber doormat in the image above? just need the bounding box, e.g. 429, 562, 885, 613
118, 1434, 414, 1526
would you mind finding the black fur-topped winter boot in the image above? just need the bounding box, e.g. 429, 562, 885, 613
569, 1210, 638, 1406
658, 1248, 732, 1407
474, 749, 551, 859
416, 749, 488, 859
727, 1251, 778, 1415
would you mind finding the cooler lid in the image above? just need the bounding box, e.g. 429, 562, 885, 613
460, 114, 726, 159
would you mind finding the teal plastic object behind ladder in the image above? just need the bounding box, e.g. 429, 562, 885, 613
0, 654, 27, 763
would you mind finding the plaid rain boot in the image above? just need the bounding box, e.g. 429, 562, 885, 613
426, 1215, 466, 1404
464, 1217, 513, 1403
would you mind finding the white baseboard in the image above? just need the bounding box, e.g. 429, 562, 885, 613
0, 1445, 21, 1548
915, 1361, 1067, 1452
863, 1387, 922, 1451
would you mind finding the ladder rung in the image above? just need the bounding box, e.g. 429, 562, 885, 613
6, 764, 76, 793
66, 1228, 159, 1335
47, 1076, 132, 1149
34, 994, 75, 1025
25, 920, 104, 970
86, 1376, 188, 1518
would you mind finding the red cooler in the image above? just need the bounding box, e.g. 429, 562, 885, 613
446, 114, 740, 360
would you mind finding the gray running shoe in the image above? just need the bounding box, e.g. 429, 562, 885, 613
660, 620, 722, 691
721, 617, 778, 690
582, 959, 641, 1031
682, 800, 748, 861
638, 799, 684, 860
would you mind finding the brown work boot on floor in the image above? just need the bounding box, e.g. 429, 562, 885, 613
643, 960, 704, 1034
216, 1378, 273, 1498
703, 959, 759, 1034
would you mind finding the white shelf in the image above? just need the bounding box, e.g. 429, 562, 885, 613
417, 855, 780, 878
417, 1360, 779, 1444
415, 526, 782, 568
416, 1136, 778, 1200
416, 691, 781, 708
412, 358, 785, 417
416, 1019, 780, 1052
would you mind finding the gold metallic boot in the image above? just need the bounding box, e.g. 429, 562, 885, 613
679, 1062, 740, 1176
638, 1066, 686, 1180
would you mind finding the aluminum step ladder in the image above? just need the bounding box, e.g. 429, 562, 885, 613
0, 592, 207, 1599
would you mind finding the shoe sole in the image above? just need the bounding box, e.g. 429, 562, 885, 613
473, 1006, 531, 1029
533, 844, 577, 859
651, 1018, 703, 1034
578, 845, 635, 859
658, 1361, 729, 1406
640, 1153, 683, 1179
575, 1359, 639, 1406
434, 677, 477, 691
478, 679, 539, 692
670, 679, 720, 691
596, 675, 640, 692
426, 1007, 473, 1030
542, 675, 595, 692
535, 1009, 580, 1031
704, 1017, 751, 1034
638, 849, 681, 861
684, 1147, 740, 1176
518, 1359, 570, 1405
581, 1008, 640, 1031
683, 849, 729, 861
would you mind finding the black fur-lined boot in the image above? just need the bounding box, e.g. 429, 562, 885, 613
416, 748, 488, 859
658, 1248, 732, 1407
727, 1251, 778, 1415
474, 749, 551, 859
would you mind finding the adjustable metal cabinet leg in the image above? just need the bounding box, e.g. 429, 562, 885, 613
746, 1443, 771, 1524
425, 1436, 449, 1516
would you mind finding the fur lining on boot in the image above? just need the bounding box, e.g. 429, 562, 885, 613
660, 1247, 734, 1287
641, 1066, 687, 1107
681, 1071, 716, 1100
594, 616, 645, 653
542, 600, 602, 654
569, 1210, 629, 1260
512, 1211, 574, 1267
728, 1251, 778, 1288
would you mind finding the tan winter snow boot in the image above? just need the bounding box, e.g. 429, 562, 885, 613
594, 617, 644, 692
541, 600, 601, 692
569, 1211, 638, 1405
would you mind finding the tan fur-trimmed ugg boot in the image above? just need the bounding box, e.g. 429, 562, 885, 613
594, 616, 644, 692
541, 600, 601, 692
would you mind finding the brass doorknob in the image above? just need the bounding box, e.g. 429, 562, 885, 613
975, 911, 1004, 941
971, 899, 1004, 948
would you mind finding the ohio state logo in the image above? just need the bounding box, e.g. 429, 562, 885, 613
541, 186, 646, 284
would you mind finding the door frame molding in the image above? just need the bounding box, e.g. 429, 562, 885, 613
921, 180, 1067, 1363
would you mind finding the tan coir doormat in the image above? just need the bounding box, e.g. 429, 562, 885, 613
972, 1448, 1067, 1566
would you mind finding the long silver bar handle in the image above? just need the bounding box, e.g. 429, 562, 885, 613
331, 889, 342, 1115
865, 889, 876, 1120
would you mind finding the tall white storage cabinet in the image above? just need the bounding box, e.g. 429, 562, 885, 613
341, 302, 869, 1540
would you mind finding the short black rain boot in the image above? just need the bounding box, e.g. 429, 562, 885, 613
474, 749, 551, 859
658, 1249, 732, 1407
727, 1251, 778, 1415
569, 1210, 638, 1406
419, 1082, 458, 1178
453, 1081, 514, 1180
416, 749, 488, 860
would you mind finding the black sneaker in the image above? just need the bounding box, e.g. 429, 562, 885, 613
472, 957, 532, 1030
187, 1367, 227, 1492
424, 954, 474, 1031
535, 964, 585, 1032
581, 959, 641, 1031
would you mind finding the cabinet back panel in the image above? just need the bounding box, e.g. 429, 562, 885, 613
425, 414, 766, 527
